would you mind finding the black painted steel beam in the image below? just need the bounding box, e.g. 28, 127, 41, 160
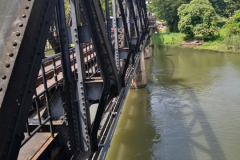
80, 0, 120, 152
0, 0, 58, 159
56, 0, 77, 155
118, 0, 134, 86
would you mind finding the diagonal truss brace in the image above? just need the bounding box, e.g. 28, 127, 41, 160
80, 0, 120, 152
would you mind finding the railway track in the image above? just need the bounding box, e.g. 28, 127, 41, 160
36, 43, 97, 94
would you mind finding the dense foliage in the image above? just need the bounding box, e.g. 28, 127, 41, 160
149, 0, 240, 32
178, 0, 219, 40
100, 0, 112, 18
151, 0, 191, 31
223, 10, 240, 36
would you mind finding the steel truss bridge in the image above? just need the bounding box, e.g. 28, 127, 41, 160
0, 0, 156, 159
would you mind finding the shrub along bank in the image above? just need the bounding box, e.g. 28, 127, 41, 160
152, 22, 240, 53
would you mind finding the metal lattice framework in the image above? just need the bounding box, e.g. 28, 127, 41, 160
0, 0, 156, 159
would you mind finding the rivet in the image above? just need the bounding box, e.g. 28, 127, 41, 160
13, 42, 17, 46
19, 23, 23, 27
16, 32, 20, 36
22, 14, 26, 18
0, 88, 2, 92
2, 75, 6, 80
28, 0, 31, 1
8, 53, 14, 57
5, 64, 10, 68
25, 6, 29, 9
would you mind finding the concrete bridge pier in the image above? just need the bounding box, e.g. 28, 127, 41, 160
130, 52, 147, 89
144, 38, 153, 59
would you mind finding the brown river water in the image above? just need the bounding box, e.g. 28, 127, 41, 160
106, 46, 240, 160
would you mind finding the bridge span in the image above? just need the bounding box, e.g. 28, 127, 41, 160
0, 0, 156, 159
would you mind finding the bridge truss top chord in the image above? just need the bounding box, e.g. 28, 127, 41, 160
0, 0, 156, 159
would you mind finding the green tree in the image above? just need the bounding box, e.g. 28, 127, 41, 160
224, 0, 240, 17
100, 0, 113, 18
223, 10, 240, 36
178, 0, 219, 40
151, 0, 191, 31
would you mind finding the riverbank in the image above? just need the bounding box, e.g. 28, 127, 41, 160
152, 31, 240, 53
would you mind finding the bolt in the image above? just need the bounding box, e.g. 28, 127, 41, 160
2, 75, 6, 80
0, 88, 2, 92
22, 14, 26, 18
12, 42, 17, 46
8, 53, 14, 57
19, 23, 23, 27
16, 32, 20, 36
5, 64, 10, 68
25, 6, 29, 9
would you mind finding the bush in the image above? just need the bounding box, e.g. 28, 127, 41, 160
224, 34, 240, 51
223, 10, 240, 36
178, 0, 219, 40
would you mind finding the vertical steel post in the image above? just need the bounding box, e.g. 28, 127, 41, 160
112, 0, 120, 71
105, 0, 112, 46
70, 0, 90, 152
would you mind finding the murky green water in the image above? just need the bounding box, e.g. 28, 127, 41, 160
106, 46, 240, 160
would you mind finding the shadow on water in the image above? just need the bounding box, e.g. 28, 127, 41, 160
105, 88, 156, 160
107, 45, 229, 160
149, 45, 227, 160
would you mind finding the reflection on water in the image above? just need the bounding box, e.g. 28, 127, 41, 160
106, 46, 240, 160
